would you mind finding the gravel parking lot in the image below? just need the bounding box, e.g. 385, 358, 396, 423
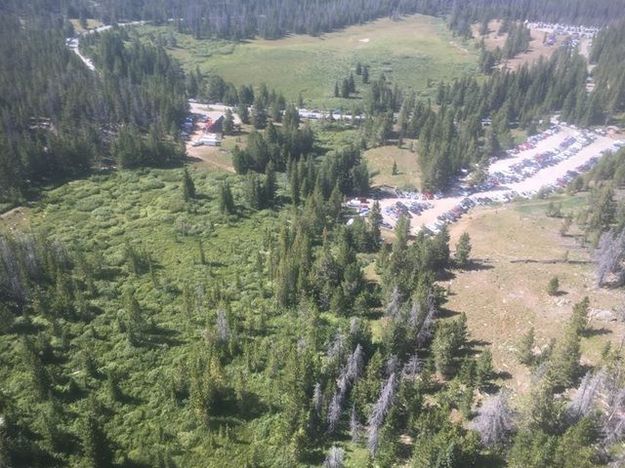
350, 124, 625, 235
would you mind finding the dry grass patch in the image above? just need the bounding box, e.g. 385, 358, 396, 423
365, 143, 421, 190
444, 196, 625, 394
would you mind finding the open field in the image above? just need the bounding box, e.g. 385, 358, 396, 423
444, 195, 625, 394
133, 15, 478, 107
364, 143, 421, 190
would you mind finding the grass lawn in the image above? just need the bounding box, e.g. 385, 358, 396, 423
133, 14, 479, 107
444, 193, 625, 396
364, 142, 421, 190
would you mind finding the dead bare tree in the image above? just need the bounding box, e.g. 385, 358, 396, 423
415, 295, 437, 348
323, 446, 345, 468
312, 382, 323, 417
327, 344, 364, 434
595, 229, 625, 287
350, 405, 361, 443
367, 373, 397, 455
471, 389, 515, 448
215, 309, 230, 343
567, 370, 605, 423
385, 286, 404, 319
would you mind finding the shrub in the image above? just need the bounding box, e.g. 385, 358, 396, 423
547, 276, 559, 296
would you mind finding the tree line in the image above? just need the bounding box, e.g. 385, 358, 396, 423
0, 17, 188, 204
5, 0, 625, 42
364, 45, 607, 191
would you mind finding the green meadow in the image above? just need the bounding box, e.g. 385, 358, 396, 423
133, 14, 479, 107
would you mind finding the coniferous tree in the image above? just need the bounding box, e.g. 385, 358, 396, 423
265, 162, 277, 206
182, 168, 196, 201
455, 232, 472, 267
219, 181, 236, 214
81, 406, 112, 468
348, 73, 356, 94
517, 327, 535, 366
223, 108, 235, 135
341, 79, 350, 99
238, 102, 250, 124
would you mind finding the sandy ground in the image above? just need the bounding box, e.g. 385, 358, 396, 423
368, 125, 623, 235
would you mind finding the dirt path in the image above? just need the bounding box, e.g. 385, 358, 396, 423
66, 21, 146, 73
0, 206, 21, 219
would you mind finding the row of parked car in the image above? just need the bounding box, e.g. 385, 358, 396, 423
504, 126, 562, 156
425, 198, 477, 234
488, 131, 595, 187
527, 22, 598, 38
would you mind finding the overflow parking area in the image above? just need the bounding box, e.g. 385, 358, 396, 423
346, 124, 625, 235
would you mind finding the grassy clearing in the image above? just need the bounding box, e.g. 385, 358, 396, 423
444, 193, 625, 395
133, 15, 479, 107
364, 143, 421, 190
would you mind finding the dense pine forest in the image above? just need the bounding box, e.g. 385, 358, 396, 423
4, 0, 625, 40
4, 0, 625, 467
0, 15, 186, 204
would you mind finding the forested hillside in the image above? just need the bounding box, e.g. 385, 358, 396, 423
0, 15, 186, 205
4, 0, 625, 466
3, 0, 625, 40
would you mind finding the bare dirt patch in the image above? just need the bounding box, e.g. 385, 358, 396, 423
0, 206, 31, 231
472, 20, 567, 71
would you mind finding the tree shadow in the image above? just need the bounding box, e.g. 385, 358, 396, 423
467, 339, 492, 348
437, 270, 457, 281
11, 318, 46, 335
437, 307, 461, 319
93, 265, 123, 281
137, 325, 184, 348
476, 451, 507, 468
465, 260, 495, 272
494, 370, 512, 381
119, 391, 144, 406
582, 327, 612, 338
206, 390, 269, 433
510, 258, 592, 266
